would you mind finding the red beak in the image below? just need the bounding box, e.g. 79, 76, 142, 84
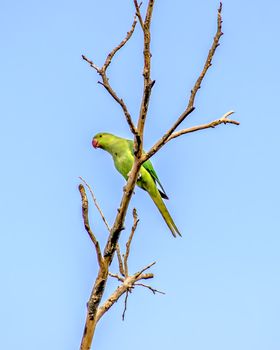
92, 139, 99, 148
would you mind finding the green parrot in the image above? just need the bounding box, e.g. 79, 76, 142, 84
92, 132, 181, 237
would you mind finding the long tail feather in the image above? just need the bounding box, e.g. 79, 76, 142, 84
150, 191, 181, 237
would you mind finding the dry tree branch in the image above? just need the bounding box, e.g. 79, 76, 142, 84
134, 0, 155, 156
135, 283, 165, 295
168, 110, 239, 141
82, 14, 138, 135
124, 208, 139, 276
145, 111, 239, 156
187, 2, 223, 110
79, 177, 111, 232
142, 2, 225, 163
134, 1, 144, 30
79, 176, 125, 276
109, 272, 124, 282
78, 184, 103, 267
95, 262, 156, 323
122, 291, 130, 321
103, 15, 137, 72
116, 244, 125, 276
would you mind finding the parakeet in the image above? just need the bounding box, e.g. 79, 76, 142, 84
92, 132, 181, 237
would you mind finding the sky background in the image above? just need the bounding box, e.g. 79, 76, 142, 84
1, 0, 280, 349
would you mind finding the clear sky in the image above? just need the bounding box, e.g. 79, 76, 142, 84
1, 0, 280, 349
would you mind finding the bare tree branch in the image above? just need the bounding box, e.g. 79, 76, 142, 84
103, 15, 138, 72
142, 2, 224, 162
188, 2, 223, 110
109, 272, 124, 282
96, 262, 155, 323
134, 0, 155, 156
79, 177, 126, 277
116, 244, 125, 276
135, 261, 156, 277
122, 291, 130, 321
168, 110, 239, 141
143, 111, 239, 159
133, 1, 144, 30
79, 177, 111, 232
82, 13, 138, 135
78, 184, 103, 267
124, 208, 139, 276
135, 283, 165, 295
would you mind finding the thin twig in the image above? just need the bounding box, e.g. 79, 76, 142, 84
81, 55, 100, 71
116, 244, 125, 276
78, 184, 103, 267
79, 177, 125, 276
135, 261, 156, 278
135, 283, 165, 295
82, 13, 138, 135
141, 106, 195, 162
167, 110, 239, 141
103, 15, 138, 72
133, 1, 144, 30
124, 208, 139, 276
97, 265, 155, 323
122, 291, 130, 321
96, 266, 155, 323
79, 177, 111, 232
188, 2, 223, 110
109, 272, 124, 282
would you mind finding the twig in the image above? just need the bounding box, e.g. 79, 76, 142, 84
78, 184, 103, 267
167, 110, 239, 141
109, 272, 124, 282
79, 177, 126, 276
96, 263, 156, 323
135, 261, 156, 278
135, 283, 165, 295
122, 291, 130, 321
82, 13, 138, 135
133, 1, 144, 30
103, 15, 138, 71
188, 2, 223, 110
81, 55, 100, 71
135, 0, 155, 157
116, 244, 125, 276
142, 2, 224, 162
124, 208, 139, 276
79, 177, 111, 232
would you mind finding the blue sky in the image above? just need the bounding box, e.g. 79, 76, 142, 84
1, 0, 280, 349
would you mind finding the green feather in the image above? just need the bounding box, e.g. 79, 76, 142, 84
127, 140, 169, 199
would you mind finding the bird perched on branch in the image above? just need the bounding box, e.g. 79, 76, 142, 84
92, 132, 181, 237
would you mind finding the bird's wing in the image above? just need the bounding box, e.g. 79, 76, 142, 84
127, 140, 169, 199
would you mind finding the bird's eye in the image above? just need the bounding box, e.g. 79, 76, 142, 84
100, 135, 102, 138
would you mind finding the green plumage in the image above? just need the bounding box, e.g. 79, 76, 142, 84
92, 132, 181, 237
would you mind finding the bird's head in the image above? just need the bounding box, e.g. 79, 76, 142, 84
92, 132, 114, 151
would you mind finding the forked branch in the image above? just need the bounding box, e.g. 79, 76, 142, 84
142, 2, 225, 162
82, 14, 138, 135
143, 111, 239, 161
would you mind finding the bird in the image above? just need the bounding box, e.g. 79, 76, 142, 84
92, 132, 181, 237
